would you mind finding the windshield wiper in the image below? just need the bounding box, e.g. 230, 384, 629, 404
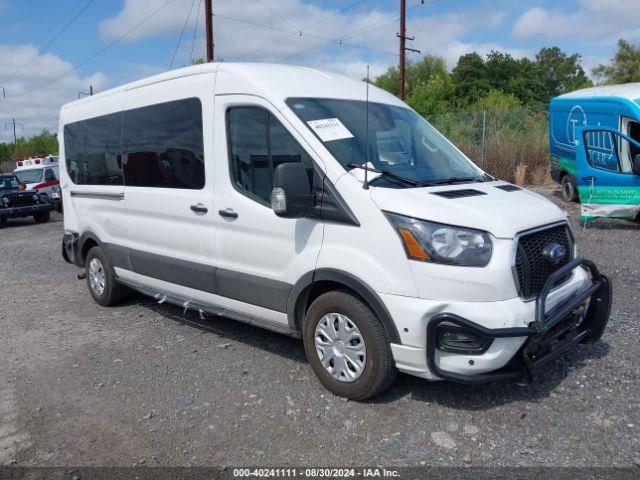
418, 176, 485, 187
347, 163, 418, 187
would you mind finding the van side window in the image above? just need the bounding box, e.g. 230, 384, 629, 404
228, 107, 314, 204
63, 112, 123, 185
122, 98, 204, 189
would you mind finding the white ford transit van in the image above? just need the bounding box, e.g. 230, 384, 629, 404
60, 63, 612, 400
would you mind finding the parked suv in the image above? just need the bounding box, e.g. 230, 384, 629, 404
60, 63, 612, 400
0, 174, 52, 227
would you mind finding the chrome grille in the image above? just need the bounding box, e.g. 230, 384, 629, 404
514, 224, 574, 299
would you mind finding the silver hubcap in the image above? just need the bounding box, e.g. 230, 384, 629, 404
562, 178, 573, 199
314, 313, 366, 383
89, 258, 106, 296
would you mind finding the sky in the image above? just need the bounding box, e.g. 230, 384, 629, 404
0, 0, 639, 142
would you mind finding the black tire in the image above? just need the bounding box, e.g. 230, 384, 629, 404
33, 211, 50, 223
0, 217, 6, 229
560, 174, 578, 203
303, 290, 397, 401
85, 246, 129, 306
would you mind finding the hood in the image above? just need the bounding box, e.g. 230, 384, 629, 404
0, 188, 23, 195
370, 181, 567, 239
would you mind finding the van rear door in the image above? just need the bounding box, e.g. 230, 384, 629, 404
576, 126, 640, 221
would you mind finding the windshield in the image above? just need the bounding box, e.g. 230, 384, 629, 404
0, 175, 22, 190
287, 98, 487, 187
15, 169, 43, 184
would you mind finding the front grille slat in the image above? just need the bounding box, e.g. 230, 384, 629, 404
6, 193, 36, 208
515, 224, 573, 299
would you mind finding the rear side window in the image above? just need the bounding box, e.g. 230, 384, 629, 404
227, 106, 314, 204
63, 112, 123, 185
122, 98, 204, 189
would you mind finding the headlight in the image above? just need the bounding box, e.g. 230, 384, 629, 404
2, 196, 8, 205
384, 212, 493, 267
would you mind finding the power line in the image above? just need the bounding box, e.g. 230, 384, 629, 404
190, 0, 203, 63
170, 0, 199, 69
279, 1, 433, 64
0, 0, 96, 84
234, 0, 366, 61
29, 0, 87, 49
252, 0, 298, 31
10, 0, 179, 99
214, 13, 397, 59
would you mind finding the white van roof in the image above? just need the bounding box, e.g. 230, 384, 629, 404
61, 62, 404, 112
557, 83, 640, 101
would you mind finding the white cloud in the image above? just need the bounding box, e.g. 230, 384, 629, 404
0, 44, 108, 142
513, 0, 640, 43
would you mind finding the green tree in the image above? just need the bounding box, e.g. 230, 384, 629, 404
373, 55, 449, 99
470, 89, 522, 111
0, 130, 58, 165
373, 65, 400, 96
593, 39, 640, 84
407, 74, 453, 116
534, 47, 591, 102
450, 53, 491, 107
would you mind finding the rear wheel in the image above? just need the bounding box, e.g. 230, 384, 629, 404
85, 246, 129, 306
303, 291, 397, 401
561, 174, 578, 203
33, 211, 50, 223
0, 217, 6, 229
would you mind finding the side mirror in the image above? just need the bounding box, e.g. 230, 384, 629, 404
271, 162, 315, 218
633, 154, 640, 176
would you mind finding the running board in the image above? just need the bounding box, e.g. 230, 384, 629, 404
118, 279, 302, 339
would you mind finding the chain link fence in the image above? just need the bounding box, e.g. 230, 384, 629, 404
427, 106, 551, 185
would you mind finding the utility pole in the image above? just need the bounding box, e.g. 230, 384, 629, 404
4, 118, 23, 144
204, 0, 214, 62
398, 0, 420, 100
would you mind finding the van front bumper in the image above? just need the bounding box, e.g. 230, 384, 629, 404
387, 257, 612, 383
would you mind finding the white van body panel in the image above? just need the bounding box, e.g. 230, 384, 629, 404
211, 93, 324, 316
59, 90, 127, 250
370, 181, 567, 239
58, 62, 607, 390
120, 72, 217, 270
316, 172, 419, 298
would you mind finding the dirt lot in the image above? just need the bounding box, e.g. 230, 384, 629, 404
1, 186, 639, 468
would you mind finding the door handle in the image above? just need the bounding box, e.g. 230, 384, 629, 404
218, 208, 238, 219
582, 176, 596, 182
190, 203, 208, 213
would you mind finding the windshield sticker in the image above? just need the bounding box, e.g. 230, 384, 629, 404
307, 118, 354, 142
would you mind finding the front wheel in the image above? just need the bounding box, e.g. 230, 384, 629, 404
34, 211, 50, 223
303, 291, 397, 401
561, 174, 578, 203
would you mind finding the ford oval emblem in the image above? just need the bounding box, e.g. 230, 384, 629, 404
542, 243, 566, 265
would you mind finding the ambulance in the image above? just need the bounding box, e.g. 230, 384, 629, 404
14, 155, 62, 211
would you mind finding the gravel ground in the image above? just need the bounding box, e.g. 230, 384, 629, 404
0, 186, 639, 468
